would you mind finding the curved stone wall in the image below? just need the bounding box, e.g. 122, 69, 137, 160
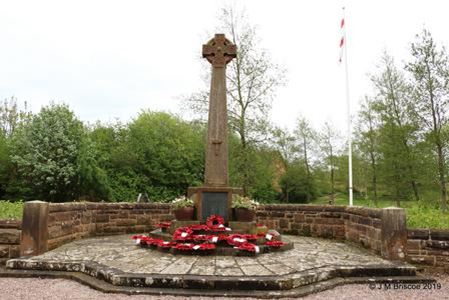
47, 202, 172, 250
256, 205, 384, 255
1, 201, 445, 271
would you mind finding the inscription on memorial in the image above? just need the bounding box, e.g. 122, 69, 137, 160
202, 192, 228, 221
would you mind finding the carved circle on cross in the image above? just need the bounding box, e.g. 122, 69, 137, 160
202, 34, 237, 67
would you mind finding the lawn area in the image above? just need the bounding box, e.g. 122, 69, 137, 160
0, 200, 23, 220
311, 194, 449, 229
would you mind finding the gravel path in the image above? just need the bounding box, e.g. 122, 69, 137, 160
0, 276, 447, 300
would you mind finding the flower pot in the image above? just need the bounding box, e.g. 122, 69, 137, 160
174, 207, 194, 220
234, 208, 255, 222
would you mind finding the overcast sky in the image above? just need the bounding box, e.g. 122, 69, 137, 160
1, 0, 449, 133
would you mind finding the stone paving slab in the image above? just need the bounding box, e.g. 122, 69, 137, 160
6, 234, 417, 291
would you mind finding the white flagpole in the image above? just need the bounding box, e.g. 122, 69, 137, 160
343, 7, 354, 206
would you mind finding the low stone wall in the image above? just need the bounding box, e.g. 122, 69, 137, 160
256, 205, 384, 255
407, 229, 449, 272
11, 201, 447, 272
0, 220, 21, 263
47, 202, 172, 250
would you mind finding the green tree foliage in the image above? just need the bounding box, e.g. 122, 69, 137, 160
279, 160, 316, 203
370, 53, 421, 205
355, 96, 380, 205
318, 121, 340, 204
406, 29, 449, 211
10, 103, 108, 201
91, 111, 205, 202
0, 131, 11, 198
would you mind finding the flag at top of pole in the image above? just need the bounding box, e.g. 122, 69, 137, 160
339, 16, 345, 64
338, 7, 354, 206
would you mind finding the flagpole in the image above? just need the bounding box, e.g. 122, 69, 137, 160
343, 7, 354, 206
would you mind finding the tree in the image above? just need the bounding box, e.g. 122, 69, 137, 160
319, 121, 340, 204
107, 111, 205, 201
406, 29, 449, 211
371, 52, 421, 204
294, 117, 315, 177
293, 116, 316, 202
10, 103, 107, 201
185, 5, 286, 194
279, 160, 316, 203
271, 126, 296, 202
0, 97, 31, 137
356, 96, 380, 205
0, 131, 11, 198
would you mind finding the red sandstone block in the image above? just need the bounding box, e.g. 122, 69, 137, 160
256, 211, 268, 217
407, 255, 436, 266
116, 211, 129, 219
426, 240, 449, 249
319, 212, 342, 218
332, 226, 345, 238
0, 229, 20, 244
436, 255, 449, 263
116, 219, 137, 226
318, 226, 334, 238
408, 230, 427, 240
51, 212, 74, 222
136, 216, 152, 225
346, 230, 359, 241
294, 214, 305, 222
297, 205, 328, 212
95, 214, 109, 223
270, 212, 284, 218
0, 220, 21, 229
0, 245, 9, 258
407, 239, 422, 250
291, 223, 302, 230
279, 218, 289, 229
345, 206, 382, 218
103, 227, 126, 234
314, 218, 344, 225
85, 203, 98, 210
429, 230, 449, 241
357, 217, 373, 226
372, 219, 382, 229
367, 228, 381, 241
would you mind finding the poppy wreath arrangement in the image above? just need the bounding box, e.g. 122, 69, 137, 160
132, 215, 286, 254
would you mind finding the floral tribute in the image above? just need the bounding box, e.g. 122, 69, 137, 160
131, 214, 286, 255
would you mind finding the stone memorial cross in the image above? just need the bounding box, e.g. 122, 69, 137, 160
202, 34, 236, 187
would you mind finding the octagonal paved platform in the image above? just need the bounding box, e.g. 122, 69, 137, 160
5, 234, 426, 298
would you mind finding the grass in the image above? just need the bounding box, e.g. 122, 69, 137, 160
311, 194, 449, 229
0, 200, 23, 219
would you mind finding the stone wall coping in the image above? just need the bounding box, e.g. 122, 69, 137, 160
0, 220, 21, 229
48, 202, 171, 213
407, 229, 449, 241
258, 204, 383, 218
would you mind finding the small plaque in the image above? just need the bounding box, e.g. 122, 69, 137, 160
202, 192, 228, 221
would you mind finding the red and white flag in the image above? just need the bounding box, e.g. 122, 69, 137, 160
339, 16, 345, 63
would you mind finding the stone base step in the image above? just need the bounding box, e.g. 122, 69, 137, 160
0, 265, 431, 298
6, 258, 417, 291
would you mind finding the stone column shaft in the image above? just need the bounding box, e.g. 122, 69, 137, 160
204, 65, 228, 186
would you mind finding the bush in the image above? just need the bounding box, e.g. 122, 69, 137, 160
10, 103, 109, 201
0, 200, 23, 219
